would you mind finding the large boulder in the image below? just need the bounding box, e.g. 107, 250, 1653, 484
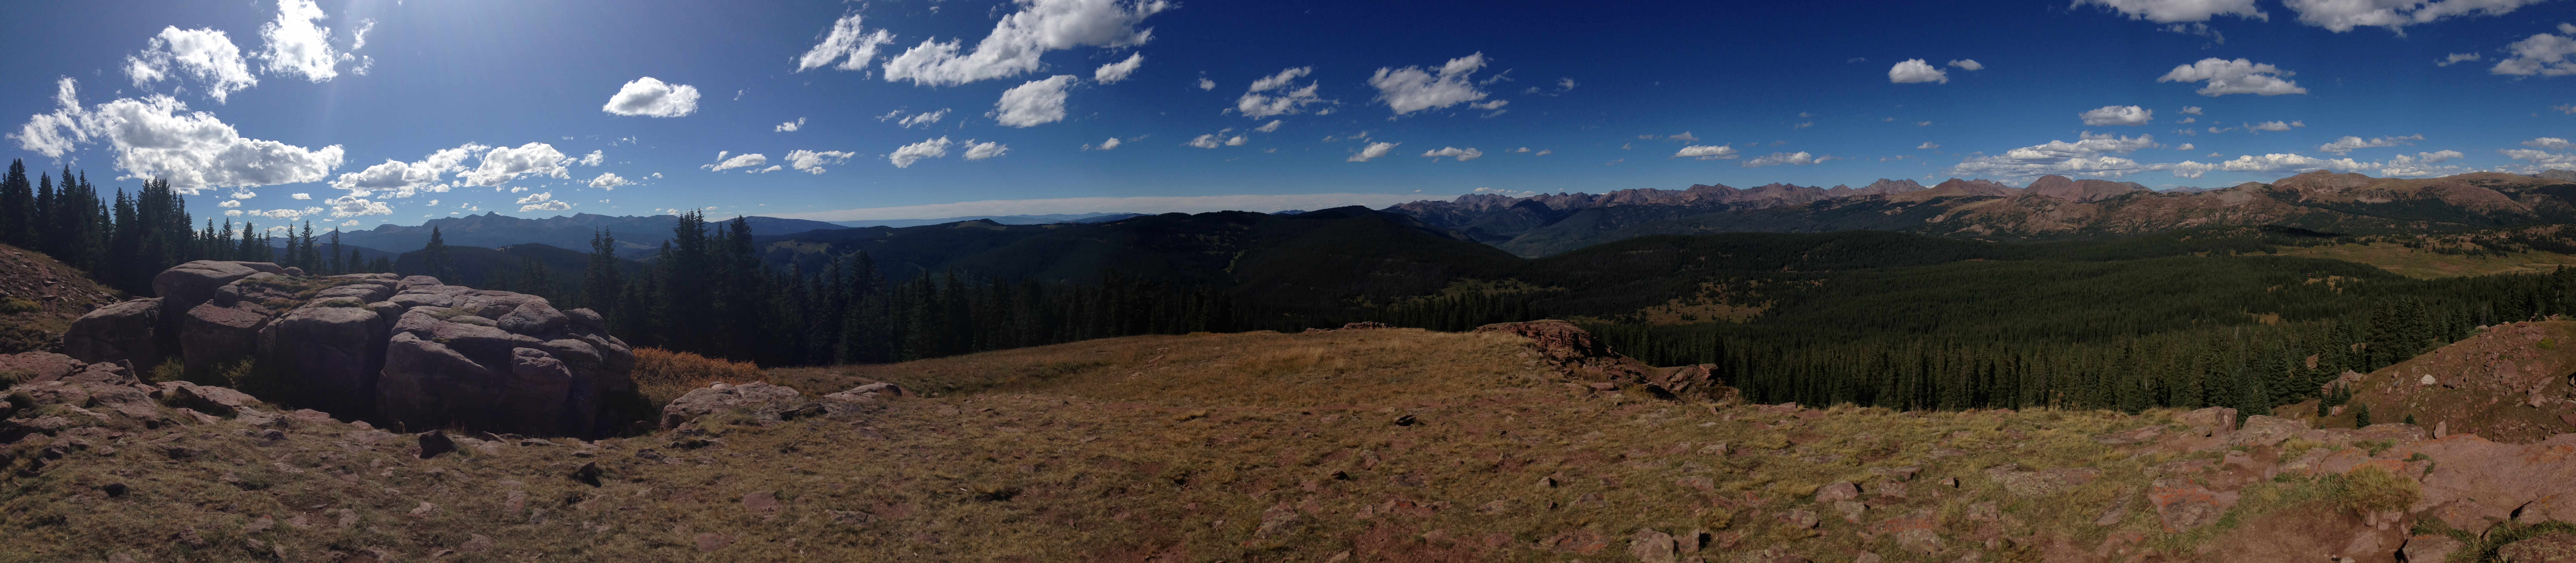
152, 261, 284, 319
0, 351, 88, 383
181, 301, 272, 374
258, 304, 394, 417
376, 286, 636, 438
62, 298, 159, 369
662, 382, 805, 430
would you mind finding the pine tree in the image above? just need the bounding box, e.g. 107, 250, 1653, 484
583, 228, 623, 326
2353, 402, 2372, 428
0, 160, 30, 247
329, 229, 345, 274
421, 226, 452, 280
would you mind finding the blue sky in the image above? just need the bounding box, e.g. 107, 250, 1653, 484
5, 0, 2575, 229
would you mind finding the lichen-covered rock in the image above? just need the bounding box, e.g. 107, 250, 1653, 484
2229, 415, 2308, 447
62, 298, 159, 368
662, 382, 805, 430
259, 304, 394, 417
0, 351, 87, 383
375, 286, 636, 437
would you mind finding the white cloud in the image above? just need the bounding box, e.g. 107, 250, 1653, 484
325, 195, 390, 218
229, 189, 258, 200
9, 78, 344, 194
1369, 53, 1498, 115
885, 108, 950, 128
515, 191, 553, 205
2492, 32, 2576, 76
1948, 132, 2167, 178
1195, 76, 1215, 90
1888, 59, 1949, 84
1674, 145, 1741, 160
578, 150, 605, 166
1744, 152, 1830, 168
1948, 59, 1984, 71
2281, 0, 2550, 33
1666, 131, 1700, 142
217, 200, 241, 208
991, 75, 1078, 127
2178, 117, 2196, 123
706, 152, 775, 174
776, 117, 806, 132
2178, 143, 2196, 150
2504, 147, 2576, 168
1254, 120, 1283, 133
961, 140, 1009, 161
1083, 137, 1124, 150
784, 149, 857, 174
2438, 53, 2484, 66
890, 137, 953, 168
1184, 134, 1221, 149
2246, 120, 2301, 132
1348, 141, 1400, 162
1420, 147, 1482, 161
794, 13, 897, 75
2072, 0, 2268, 23
462, 142, 571, 186
1094, 52, 1143, 83
2317, 134, 2423, 154
126, 27, 258, 104
520, 200, 572, 213
2528, 137, 2573, 149
880, 0, 1174, 87
1794, 122, 1814, 129
258, 0, 353, 82
774, 192, 1425, 221
1224, 135, 1247, 146
1918, 142, 1941, 150
602, 77, 700, 118
2158, 58, 2307, 96
224, 210, 242, 217
588, 172, 631, 189
290, 193, 311, 200
2079, 105, 2155, 126
330, 143, 480, 198
2180, 106, 2204, 114
1237, 67, 1327, 118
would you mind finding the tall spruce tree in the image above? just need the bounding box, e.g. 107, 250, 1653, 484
583, 228, 623, 327
0, 160, 29, 247
420, 226, 452, 279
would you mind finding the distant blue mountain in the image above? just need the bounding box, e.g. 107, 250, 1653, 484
827, 212, 1148, 228
331, 212, 849, 255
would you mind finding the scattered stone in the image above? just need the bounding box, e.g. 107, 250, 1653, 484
417, 430, 455, 459
1834, 500, 1868, 523
408, 502, 437, 518
1816, 481, 1860, 502
1784, 509, 1819, 529
1896, 528, 1944, 555
571, 461, 602, 487
660, 382, 803, 430
2228, 415, 2308, 447
459, 534, 495, 553
2497, 531, 2576, 563
1628, 528, 1678, 563
694, 532, 733, 552
743, 491, 781, 519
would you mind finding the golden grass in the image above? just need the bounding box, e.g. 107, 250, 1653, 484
2272, 242, 2576, 279
1, 328, 2376, 562
632, 347, 768, 408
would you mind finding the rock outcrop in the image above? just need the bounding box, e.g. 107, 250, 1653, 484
53, 261, 640, 438
660, 381, 905, 430
1473, 319, 1738, 402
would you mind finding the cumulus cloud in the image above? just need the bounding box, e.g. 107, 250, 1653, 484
890, 137, 953, 168
703, 151, 768, 172
1420, 147, 1482, 162
1673, 145, 1741, 160
1888, 59, 1949, 84
1347, 141, 1399, 162
961, 140, 1009, 161
991, 75, 1078, 127
520, 200, 572, 213
1083, 137, 1124, 150
776, 117, 805, 132
1238, 67, 1328, 118
1094, 52, 1143, 83
2079, 105, 2155, 126
2528, 137, 2574, 149
1918, 142, 1941, 150
2438, 53, 2484, 66
330, 143, 480, 198
1947, 132, 2167, 178
2159, 58, 2307, 96
2072, 0, 2268, 23
2246, 120, 2303, 132
461, 143, 572, 186
1368, 53, 1499, 116
514, 191, 553, 205
578, 150, 605, 167
2317, 134, 2422, 154
2178, 143, 2196, 150
217, 200, 241, 208
10, 78, 344, 194
126, 27, 258, 103
1948, 59, 1984, 71
602, 77, 700, 117
794, 13, 897, 75
258, 0, 355, 82
1254, 120, 1283, 133
1744, 152, 1831, 168
2503, 145, 2576, 169
881, 0, 1174, 87
2180, 106, 2204, 115
2492, 31, 2576, 76
1195, 75, 1215, 90
290, 193, 311, 200
1184, 134, 1223, 149
326, 195, 390, 218
2281, 0, 2550, 33
784, 149, 857, 174
588, 172, 632, 189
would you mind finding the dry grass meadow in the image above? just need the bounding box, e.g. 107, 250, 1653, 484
0, 327, 2426, 562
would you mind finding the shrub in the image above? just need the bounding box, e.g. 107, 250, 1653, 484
2337, 465, 2421, 515
0, 298, 38, 314
631, 347, 766, 409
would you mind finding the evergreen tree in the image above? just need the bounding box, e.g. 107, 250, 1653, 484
420, 226, 452, 279
0, 160, 30, 246
329, 229, 345, 274
582, 228, 623, 328
2353, 402, 2372, 428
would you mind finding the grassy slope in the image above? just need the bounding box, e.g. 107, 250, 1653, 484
2273, 242, 2576, 279
0, 243, 120, 354
5, 328, 2416, 562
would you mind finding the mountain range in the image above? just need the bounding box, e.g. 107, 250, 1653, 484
329, 212, 847, 255
824, 212, 1148, 228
